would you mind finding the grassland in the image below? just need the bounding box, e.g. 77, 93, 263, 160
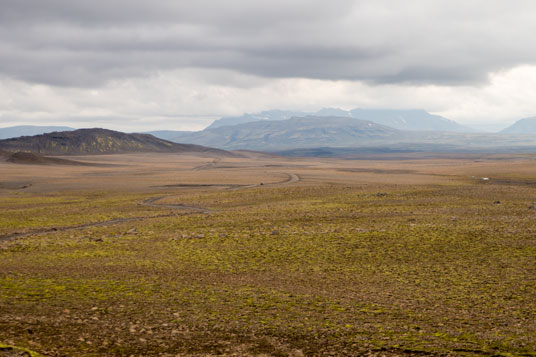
1, 153, 535, 356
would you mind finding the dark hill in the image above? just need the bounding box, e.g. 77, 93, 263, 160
0, 128, 235, 156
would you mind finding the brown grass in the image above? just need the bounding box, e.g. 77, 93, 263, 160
0, 153, 535, 356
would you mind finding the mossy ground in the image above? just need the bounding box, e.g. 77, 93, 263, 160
1, 178, 535, 356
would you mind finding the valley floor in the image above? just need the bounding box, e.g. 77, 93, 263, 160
1, 153, 535, 356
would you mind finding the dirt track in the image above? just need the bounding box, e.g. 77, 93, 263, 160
0, 171, 300, 243
0, 214, 179, 243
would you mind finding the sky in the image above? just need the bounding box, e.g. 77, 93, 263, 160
1, 0, 536, 132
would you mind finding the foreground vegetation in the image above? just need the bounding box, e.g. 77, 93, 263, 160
1, 179, 535, 356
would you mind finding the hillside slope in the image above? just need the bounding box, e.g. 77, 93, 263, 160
166, 116, 536, 152
0, 151, 95, 165
500, 117, 536, 134
201, 108, 473, 133
0, 128, 235, 156
349, 109, 473, 132
169, 116, 403, 150
207, 110, 309, 129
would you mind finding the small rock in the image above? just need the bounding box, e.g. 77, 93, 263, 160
218, 233, 228, 238
126, 228, 137, 234
271, 230, 280, 236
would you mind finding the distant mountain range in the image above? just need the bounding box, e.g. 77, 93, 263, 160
207, 108, 474, 132
0, 125, 75, 139
146, 114, 536, 151
207, 110, 309, 129
140, 108, 478, 149
167, 116, 403, 150
348, 109, 474, 132
3, 110, 536, 156
500, 117, 536, 134
0, 128, 234, 156
204, 120, 536, 150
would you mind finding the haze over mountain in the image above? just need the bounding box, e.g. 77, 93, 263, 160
0, 125, 75, 140
167, 116, 408, 150
349, 109, 474, 132
500, 117, 536, 134
4, 111, 535, 155
207, 110, 309, 129
149, 107, 476, 146
205, 108, 474, 133
158, 115, 536, 152
0, 128, 234, 156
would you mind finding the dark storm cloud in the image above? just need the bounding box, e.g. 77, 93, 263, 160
1, 0, 535, 87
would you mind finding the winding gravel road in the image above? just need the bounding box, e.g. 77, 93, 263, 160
0, 171, 300, 243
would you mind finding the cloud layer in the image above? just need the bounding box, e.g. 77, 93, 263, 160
1, 0, 536, 130
3, 0, 536, 86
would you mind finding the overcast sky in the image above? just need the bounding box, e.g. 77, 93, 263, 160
1, 0, 536, 131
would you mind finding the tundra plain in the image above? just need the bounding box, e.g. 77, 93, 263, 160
1, 152, 535, 356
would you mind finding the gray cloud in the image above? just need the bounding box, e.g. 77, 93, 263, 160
1, 0, 536, 87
